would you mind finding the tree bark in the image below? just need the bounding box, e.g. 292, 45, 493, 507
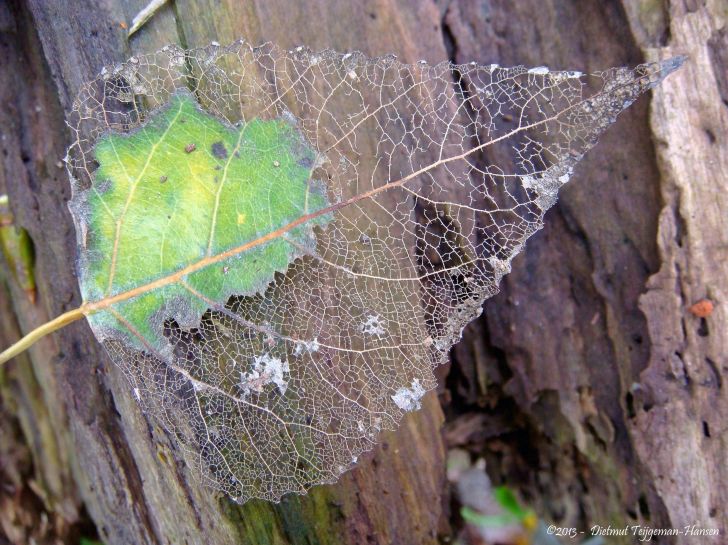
0, 1, 724, 544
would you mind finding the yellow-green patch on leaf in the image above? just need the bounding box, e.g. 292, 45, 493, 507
77, 90, 328, 349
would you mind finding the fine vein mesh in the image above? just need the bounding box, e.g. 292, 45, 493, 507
65, 40, 682, 503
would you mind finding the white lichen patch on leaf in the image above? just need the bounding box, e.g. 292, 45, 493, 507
392, 379, 426, 412
520, 164, 574, 210
293, 338, 320, 356
240, 354, 290, 396
360, 314, 386, 337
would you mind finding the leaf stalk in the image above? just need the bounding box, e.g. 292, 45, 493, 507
0, 306, 87, 365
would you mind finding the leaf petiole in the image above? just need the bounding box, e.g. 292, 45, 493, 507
0, 305, 87, 365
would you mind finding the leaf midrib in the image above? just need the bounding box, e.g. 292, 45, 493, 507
0, 62, 674, 367
82, 66, 663, 317
83, 107, 559, 316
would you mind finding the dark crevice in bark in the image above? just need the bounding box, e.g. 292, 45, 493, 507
440, 9, 458, 63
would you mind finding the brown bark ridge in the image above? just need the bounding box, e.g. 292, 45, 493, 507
0, 1, 723, 544
627, 0, 727, 537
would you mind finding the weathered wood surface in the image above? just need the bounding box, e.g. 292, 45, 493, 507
627, 0, 727, 536
0, 0, 724, 544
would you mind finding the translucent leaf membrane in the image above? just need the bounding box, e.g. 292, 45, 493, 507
65, 40, 683, 503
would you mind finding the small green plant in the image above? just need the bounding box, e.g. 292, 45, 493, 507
461, 486, 537, 530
